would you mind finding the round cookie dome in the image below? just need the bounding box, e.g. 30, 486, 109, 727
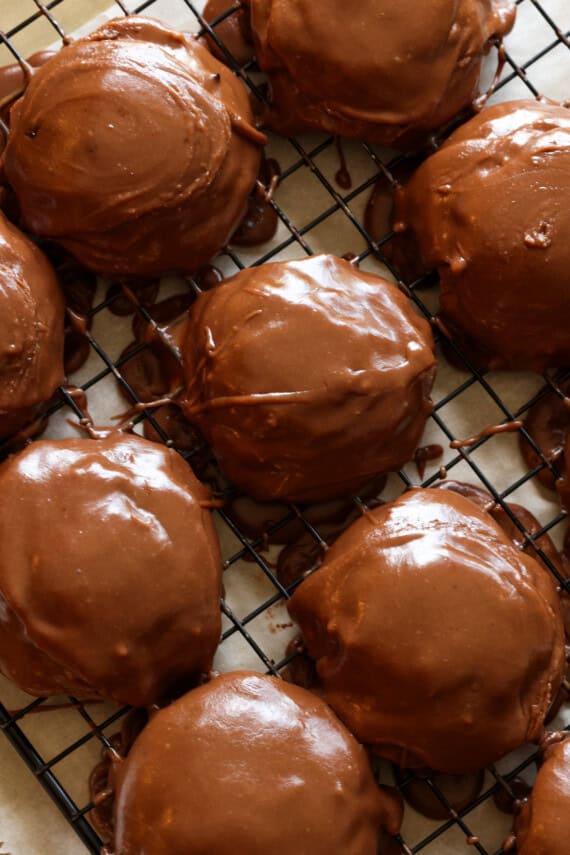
247, 0, 515, 144
0, 212, 64, 440
113, 671, 395, 854
181, 255, 436, 502
514, 737, 570, 855
394, 99, 570, 370
0, 434, 222, 707
3, 17, 265, 278
289, 488, 565, 773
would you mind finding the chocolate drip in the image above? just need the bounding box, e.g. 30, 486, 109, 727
377, 834, 408, 855
232, 157, 280, 246
56, 254, 97, 376
414, 444, 443, 479
106, 280, 160, 317
494, 778, 532, 815
193, 263, 225, 292
143, 404, 203, 452
450, 419, 523, 449
364, 156, 435, 284
280, 635, 320, 691
62, 385, 118, 445
112, 287, 212, 455
277, 527, 338, 589
521, 380, 570, 490
202, 0, 255, 66
89, 708, 149, 845
117, 342, 180, 405
394, 766, 484, 820
334, 138, 352, 190
106, 281, 218, 463
131, 292, 194, 344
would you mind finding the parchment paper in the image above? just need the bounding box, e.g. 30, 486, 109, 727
0, 0, 568, 851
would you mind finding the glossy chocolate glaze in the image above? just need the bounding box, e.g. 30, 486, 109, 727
431, 479, 566, 582
246, 0, 515, 144
0, 212, 64, 439
0, 434, 222, 707
513, 737, 570, 855
277, 477, 565, 588
0, 50, 56, 126
231, 157, 280, 246
364, 156, 433, 284
117, 340, 181, 404
521, 381, 570, 490
112, 671, 395, 854
414, 444, 443, 479
3, 17, 265, 278
288, 488, 565, 773
113, 288, 204, 453
182, 255, 436, 503
394, 100, 570, 370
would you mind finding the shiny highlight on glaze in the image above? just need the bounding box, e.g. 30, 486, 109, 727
182, 255, 436, 502
289, 488, 565, 773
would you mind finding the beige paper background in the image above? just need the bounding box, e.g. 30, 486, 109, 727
0, 0, 569, 852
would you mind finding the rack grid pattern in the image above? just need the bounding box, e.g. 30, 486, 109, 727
0, 1, 569, 852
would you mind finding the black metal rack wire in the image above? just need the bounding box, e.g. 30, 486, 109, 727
0, 0, 569, 852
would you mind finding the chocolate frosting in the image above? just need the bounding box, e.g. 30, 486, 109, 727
181, 255, 436, 502
247, 0, 515, 144
288, 488, 565, 773
113, 671, 394, 854
394, 99, 570, 370
514, 737, 570, 855
3, 17, 264, 278
521, 381, 570, 491
0, 211, 64, 439
0, 50, 56, 122
0, 434, 222, 707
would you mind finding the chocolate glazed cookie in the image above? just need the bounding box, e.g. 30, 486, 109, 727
289, 488, 565, 773
394, 100, 570, 370
3, 17, 265, 277
111, 672, 400, 854
0, 211, 64, 439
181, 255, 436, 502
246, 0, 515, 144
0, 434, 222, 707
510, 736, 570, 855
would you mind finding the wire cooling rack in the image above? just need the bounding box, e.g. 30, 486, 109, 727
0, 0, 569, 852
